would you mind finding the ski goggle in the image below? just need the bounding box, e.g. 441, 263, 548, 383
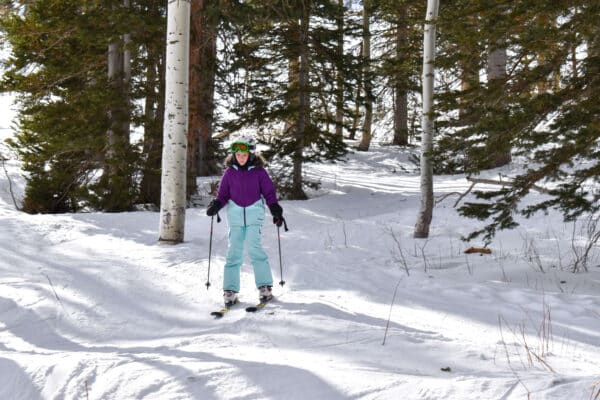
231, 142, 251, 153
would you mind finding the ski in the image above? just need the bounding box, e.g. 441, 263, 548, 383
210, 300, 239, 318
245, 298, 272, 313
210, 308, 232, 318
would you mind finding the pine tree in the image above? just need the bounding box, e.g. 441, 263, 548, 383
1, 1, 116, 212
435, 1, 600, 243
218, 0, 350, 199
1, 0, 168, 212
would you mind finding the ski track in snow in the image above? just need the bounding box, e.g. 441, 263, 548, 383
1, 140, 600, 399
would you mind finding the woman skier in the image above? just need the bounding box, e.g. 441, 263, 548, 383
206, 137, 284, 306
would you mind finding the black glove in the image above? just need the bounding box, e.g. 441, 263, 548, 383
206, 199, 222, 216
269, 203, 283, 227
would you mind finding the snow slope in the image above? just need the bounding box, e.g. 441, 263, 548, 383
1, 96, 600, 399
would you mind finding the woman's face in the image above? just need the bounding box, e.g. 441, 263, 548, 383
235, 151, 249, 166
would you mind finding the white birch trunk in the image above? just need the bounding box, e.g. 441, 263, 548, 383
357, 0, 372, 151
414, 0, 439, 239
159, 0, 191, 243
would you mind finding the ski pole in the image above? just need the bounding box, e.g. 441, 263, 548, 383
277, 224, 285, 287
206, 215, 214, 289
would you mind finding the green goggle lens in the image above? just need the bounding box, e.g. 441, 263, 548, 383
231, 142, 250, 153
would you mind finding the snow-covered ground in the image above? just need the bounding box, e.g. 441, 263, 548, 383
1, 93, 600, 399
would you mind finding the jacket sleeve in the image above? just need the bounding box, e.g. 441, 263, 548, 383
216, 169, 231, 205
259, 169, 278, 206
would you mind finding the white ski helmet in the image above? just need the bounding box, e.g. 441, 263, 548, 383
230, 136, 256, 152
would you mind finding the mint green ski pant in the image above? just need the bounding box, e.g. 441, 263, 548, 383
223, 225, 273, 293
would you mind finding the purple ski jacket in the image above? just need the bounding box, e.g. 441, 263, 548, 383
216, 164, 278, 208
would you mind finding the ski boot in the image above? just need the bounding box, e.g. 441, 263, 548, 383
223, 290, 238, 307
258, 285, 273, 302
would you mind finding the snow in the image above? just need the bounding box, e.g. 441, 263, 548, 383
1, 93, 600, 399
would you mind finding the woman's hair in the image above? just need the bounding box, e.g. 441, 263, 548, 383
224, 152, 266, 168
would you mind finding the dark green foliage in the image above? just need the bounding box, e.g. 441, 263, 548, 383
2, 0, 598, 243
2, 1, 109, 212
435, 1, 600, 243
217, 0, 350, 198
1, 0, 165, 213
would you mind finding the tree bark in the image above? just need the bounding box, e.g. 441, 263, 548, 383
349, 43, 362, 141
486, 41, 511, 168
458, 14, 479, 124
188, 0, 220, 200
107, 40, 123, 165
105, 1, 132, 211
159, 0, 191, 243
291, 0, 310, 200
393, 5, 409, 146
357, 0, 372, 151
414, 0, 438, 239
334, 0, 344, 138
139, 44, 164, 206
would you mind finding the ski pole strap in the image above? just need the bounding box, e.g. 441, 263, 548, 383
216, 211, 221, 223
281, 216, 289, 232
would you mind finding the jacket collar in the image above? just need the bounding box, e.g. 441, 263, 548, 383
232, 164, 255, 171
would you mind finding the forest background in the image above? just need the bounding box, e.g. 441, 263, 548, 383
0, 0, 599, 245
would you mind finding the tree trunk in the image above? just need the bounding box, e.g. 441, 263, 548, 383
486, 42, 511, 168
107, 40, 123, 165
393, 6, 409, 146
159, 0, 191, 243
357, 0, 372, 151
414, 0, 438, 239
334, 0, 344, 138
105, 1, 132, 211
284, 55, 299, 135
188, 0, 220, 200
140, 45, 164, 206
291, 0, 310, 200
349, 43, 362, 141
458, 14, 479, 124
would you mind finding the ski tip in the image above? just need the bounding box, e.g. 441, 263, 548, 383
246, 302, 269, 312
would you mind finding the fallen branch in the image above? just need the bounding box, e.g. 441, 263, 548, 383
441, 175, 551, 208
466, 176, 550, 194
464, 247, 492, 255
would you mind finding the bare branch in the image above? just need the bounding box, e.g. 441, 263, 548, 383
1, 155, 20, 210
466, 176, 550, 194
